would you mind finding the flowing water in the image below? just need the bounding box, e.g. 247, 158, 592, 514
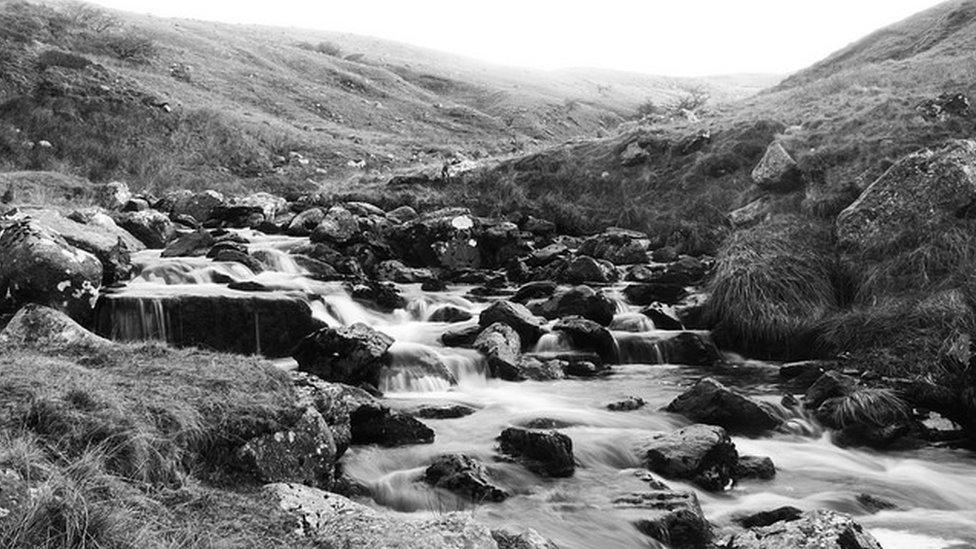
106, 232, 976, 549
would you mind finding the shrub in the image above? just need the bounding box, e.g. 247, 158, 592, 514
97, 30, 157, 63
37, 49, 92, 70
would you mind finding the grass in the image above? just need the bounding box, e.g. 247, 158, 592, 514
828, 388, 910, 429
0, 341, 316, 548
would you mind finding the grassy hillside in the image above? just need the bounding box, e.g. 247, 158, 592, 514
0, 0, 773, 196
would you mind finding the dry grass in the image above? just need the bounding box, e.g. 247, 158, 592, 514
829, 389, 910, 429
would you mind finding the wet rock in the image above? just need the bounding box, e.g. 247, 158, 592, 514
561, 255, 616, 284
562, 359, 611, 377
640, 303, 684, 330
529, 285, 617, 326
0, 303, 110, 348
386, 205, 419, 223
498, 427, 574, 477
172, 190, 225, 223
667, 378, 783, 435
211, 248, 264, 272
375, 259, 434, 283
479, 300, 544, 346
286, 207, 325, 236
751, 142, 801, 192
526, 243, 569, 267
290, 372, 359, 456
578, 228, 649, 265
114, 209, 177, 248
727, 509, 882, 549
425, 454, 509, 502
607, 396, 645, 411
311, 205, 358, 244
236, 407, 336, 488
804, 371, 857, 409
646, 331, 723, 366
733, 506, 802, 528
780, 360, 835, 388
623, 282, 687, 306
27, 208, 141, 284
837, 139, 976, 251
553, 317, 619, 363
408, 404, 477, 419
492, 527, 559, 549
350, 403, 434, 446
856, 493, 898, 513
733, 455, 776, 481
352, 281, 407, 311
293, 323, 394, 387
639, 424, 738, 491
161, 229, 214, 258
614, 490, 711, 549
512, 281, 557, 304
441, 324, 482, 347
0, 220, 102, 322
511, 356, 566, 381
517, 418, 577, 430
428, 305, 473, 323
264, 482, 496, 548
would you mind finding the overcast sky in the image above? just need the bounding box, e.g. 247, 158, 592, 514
90, 0, 943, 76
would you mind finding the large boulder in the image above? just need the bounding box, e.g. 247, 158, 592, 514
639, 424, 738, 491
0, 303, 110, 348
552, 317, 620, 363
293, 323, 394, 388
837, 139, 976, 251
561, 255, 616, 284
667, 378, 783, 435
498, 428, 574, 477
350, 403, 434, 446
287, 207, 325, 236
727, 509, 882, 549
311, 205, 359, 244
236, 407, 336, 488
751, 142, 801, 192
613, 490, 711, 549
424, 454, 509, 502
479, 301, 544, 346
172, 190, 225, 224
290, 372, 365, 456
264, 483, 497, 548
474, 323, 522, 380
529, 285, 617, 326
0, 220, 102, 322
114, 209, 177, 248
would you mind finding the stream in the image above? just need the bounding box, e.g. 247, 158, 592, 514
103, 232, 976, 549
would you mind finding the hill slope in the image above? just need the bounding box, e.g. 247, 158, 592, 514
0, 0, 774, 194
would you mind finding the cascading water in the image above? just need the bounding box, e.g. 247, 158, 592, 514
97, 230, 976, 549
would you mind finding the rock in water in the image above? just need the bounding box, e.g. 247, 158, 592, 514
727, 509, 882, 549
479, 300, 544, 346
236, 407, 337, 488
553, 316, 620, 363
311, 205, 359, 244
265, 483, 497, 548
0, 303, 109, 348
474, 322, 522, 380
666, 378, 783, 435
639, 424, 738, 491
734, 455, 776, 481
613, 490, 711, 548
751, 142, 801, 192
529, 285, 617, 326
497, 428, 575, 477
424, 454, 509, 502
293, 323, 394, 387
114, 209, 177, 248
492, 527, 560, 549
0, 220, 102, 322
350, 404, 434, 446
837, 139, 976, 251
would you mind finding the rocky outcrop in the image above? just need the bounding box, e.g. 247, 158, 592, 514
293, 323, 394, 387
613, 490, 711, 549
751, 142, 801, 192
0, 303, 110, 348
265, 482, 497, 548
666, 378, 783, 435
498, 427, 575, 477
424, 454, 509, 502
837, 139, 976, 251
639, 424, 738, 491
0, 220, 102, 322
726, 509, 883, 549
236, 407, 336, 488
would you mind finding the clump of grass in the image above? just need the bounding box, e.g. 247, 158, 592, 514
829, 388, 910, 429
705, 215, 852, 359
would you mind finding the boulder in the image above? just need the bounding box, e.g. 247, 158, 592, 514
509, 356, 566, 381
492, 527, 559, 549
264, 483, 497, 548
386, 205, 419, 223
436, 237, 482, 270
512, 281, 557, 303
613, 490, 711, 549
0, 220, 102, 322
562, 359, 611, 378
474, 323, 522, 380
526, 243, 569, 267
837, 139, 976, 251
160, 229, 214, 258
236, 192, 286, 221
0, 303, 110, 348
172, 190, 225, 223
553, 317, 620, 363
751, 142, 801, 192
666, 378, 783, 435
290, 372, 361, 456
639, 424, 738, 491
350, 403, 434, 446
408, 404, 477, 419
287, 207, 325, 236
375, 259, 433, 283
311, 205, 359, 244
529, 285, 617, 326
607, 396, 645, 411
114, 209, 177, 248
293, 323, 394, 388
561, 255, 616, 284
352, 281, 407, 312
734, 455, 776, 481
424, 454, 509, 502
640, 303, 684, 330
92, 181, 132, 210
441, 324, 482, 348
623, 283, 687, 306
804, 371, 857, 409
727, 510, 882, 549
733, 506, 803, 529
578, 229, 649, 265
236, 407, 336, 488
730, 197, 772, 228
479, 301, 544, 346
498, 427, 574, 477
428, 305, 473, 323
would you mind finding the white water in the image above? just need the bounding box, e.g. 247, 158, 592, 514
103, 231, 976, 549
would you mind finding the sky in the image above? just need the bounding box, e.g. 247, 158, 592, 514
89, 0, 944, 76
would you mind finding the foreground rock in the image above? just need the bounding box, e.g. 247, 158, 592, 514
0, 219, 102, 322
0, 304, 110, 348
667, 378, 783, 435
751, 142, 802, 192
639, 424, 737, 491
726, 509, 883, 549
491, 527, 559, 549
236, 407, 336, 488
552, 317, 620, 364
293, 323, 394, 387
114, 209, 176, 248
350, 403, 434, 446
613, 490, 711, 548
424, 454, 509, 502
498, 427, 575, 477
265, 482, 497, 548
479, 300, 544, 346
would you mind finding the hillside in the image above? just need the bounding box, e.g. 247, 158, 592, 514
0, 0, 774, 196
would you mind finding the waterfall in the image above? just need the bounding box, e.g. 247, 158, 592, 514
381, 342, 485, 393
534, 332, 574, 353
614, 332, 666, 364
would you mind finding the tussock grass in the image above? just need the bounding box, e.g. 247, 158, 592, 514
829, 388, 910, 429
705, 215, 851, 359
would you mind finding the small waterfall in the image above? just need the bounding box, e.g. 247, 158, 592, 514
381, 342, 484, 393
609, 313, 655, 332
99, 295, 170, 341
135, 258, 255, 285
534, 332, 574, 353
315, 294, 393, 327
251, 248, 305, 274
614, 332, 665, 365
